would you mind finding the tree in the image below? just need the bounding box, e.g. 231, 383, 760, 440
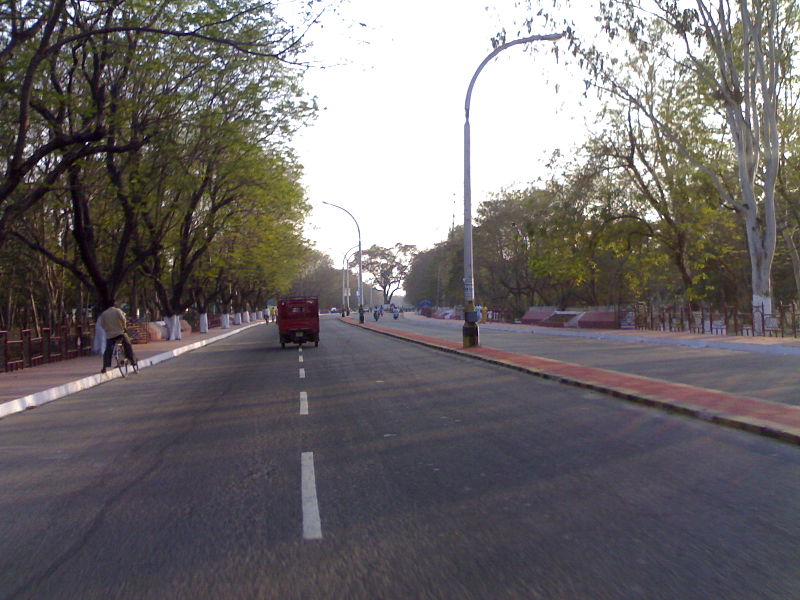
404, 231, 462, 308
521, 0, 797, 330
358, 243, 417, 305
2, 0, 320, 345
589, 96, 725, 304
290, 251, 342, 310
474, 190, 547, 316
0, 0, 321, 247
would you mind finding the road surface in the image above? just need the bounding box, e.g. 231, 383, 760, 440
1, 317, 798, 599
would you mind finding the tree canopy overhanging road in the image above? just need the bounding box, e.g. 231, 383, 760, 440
1, 318, 798, 599
5, 2, 800, 338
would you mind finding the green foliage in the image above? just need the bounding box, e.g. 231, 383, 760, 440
404, 230, 462, 307
359, 243, 417, 305
0, 0, 328, 326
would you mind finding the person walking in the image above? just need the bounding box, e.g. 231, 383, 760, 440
99, 299, 137, 374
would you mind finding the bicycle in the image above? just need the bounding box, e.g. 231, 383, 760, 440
112, 337, 138, 377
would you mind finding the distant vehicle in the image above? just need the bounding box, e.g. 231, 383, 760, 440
329, 307, 338, 313
277, 296, 320, 348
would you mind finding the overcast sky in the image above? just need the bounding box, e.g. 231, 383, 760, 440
291, 0, 593, 267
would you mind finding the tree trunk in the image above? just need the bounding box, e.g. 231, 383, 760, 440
165, 314, 182, 341
781, 228, 800, 303
743, 204, 776, 334
93, 320, 106, 355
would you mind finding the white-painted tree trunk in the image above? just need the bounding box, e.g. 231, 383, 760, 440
221, 314, 230, 329
752, 292, 772, 335
199, 313, 209, 333
234, 313, 242, 325
164, 316, 173, 340
164, 315, 182, 341
93, 320, 107, 355
242, 312, 250, 323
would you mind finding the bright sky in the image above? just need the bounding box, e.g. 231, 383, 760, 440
292, 0, 593, 266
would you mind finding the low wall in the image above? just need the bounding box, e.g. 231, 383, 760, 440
521, 310, 554, 325
577, 311, 619, 329
521, 308, 619, 329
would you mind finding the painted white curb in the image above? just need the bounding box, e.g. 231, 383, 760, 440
0, 322, 264, 420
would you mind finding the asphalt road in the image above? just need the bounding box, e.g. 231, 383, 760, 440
1, 317, 798, 599
372, 314, 800, 406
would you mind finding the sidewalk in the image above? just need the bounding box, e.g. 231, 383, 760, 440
346, 314, 800, 446
0, 321, 265, 419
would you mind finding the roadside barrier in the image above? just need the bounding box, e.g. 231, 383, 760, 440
1, 324, 94, 372
1, 313, 253, 373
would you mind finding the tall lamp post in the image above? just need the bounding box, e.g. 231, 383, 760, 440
323, 201, 365, 323
342, 244, 359, 313
462, 32, 562, 348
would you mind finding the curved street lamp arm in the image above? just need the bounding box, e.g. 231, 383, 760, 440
322, 201, 361, 241
461, 31, 563, 347
322, 201, 365, 319
464, 33, 564, 118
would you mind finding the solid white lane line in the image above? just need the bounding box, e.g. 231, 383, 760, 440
300, 391, 308, 415
299, 368, 305, 379
301, 452, 322, 540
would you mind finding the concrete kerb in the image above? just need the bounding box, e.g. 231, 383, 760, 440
0, 322, 263, 420
341, 318, 800, 446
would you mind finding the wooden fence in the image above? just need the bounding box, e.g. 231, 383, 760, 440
0, 318, 155, 373
1, 323, 94, 372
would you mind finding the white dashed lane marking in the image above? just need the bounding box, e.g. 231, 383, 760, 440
301, 452, 322, 540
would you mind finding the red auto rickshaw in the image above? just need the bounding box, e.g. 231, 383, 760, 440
277, 296, 320, 348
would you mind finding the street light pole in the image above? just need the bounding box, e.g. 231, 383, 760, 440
342, 244, 359, 313
462, 32, 562, 348
323, 201, 365, 323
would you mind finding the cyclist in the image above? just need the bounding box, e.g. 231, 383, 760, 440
99, 298, 138, 374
